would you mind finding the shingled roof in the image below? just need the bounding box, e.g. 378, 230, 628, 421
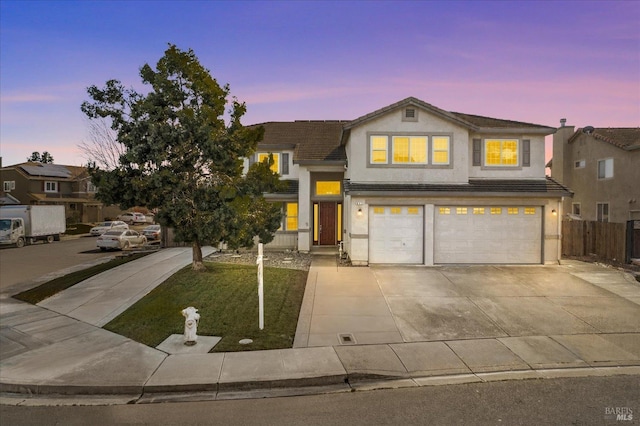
344, 97, 555, 134
569, 128, 640, 151
344, 177, 572, 197
250, 121, 348, 164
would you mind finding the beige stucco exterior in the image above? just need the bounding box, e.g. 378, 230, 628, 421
552, 126, 640, 223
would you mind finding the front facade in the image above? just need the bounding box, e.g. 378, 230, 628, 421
551, 124, 640, 223
251, 97, 569, 265
0, 162, 106, 222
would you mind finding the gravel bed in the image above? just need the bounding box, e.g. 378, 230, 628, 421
205, 250, 312, 271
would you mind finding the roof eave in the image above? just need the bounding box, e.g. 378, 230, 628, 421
293, 160, 346, 166
345, 190, 570, 198
476, 127, 556, 135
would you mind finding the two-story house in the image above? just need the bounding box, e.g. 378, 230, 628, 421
250, 97, 570, 265
0, 162, 106, 222
551, 122, 640, 223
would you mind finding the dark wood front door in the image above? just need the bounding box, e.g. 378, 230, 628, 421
319, 202, 336, 245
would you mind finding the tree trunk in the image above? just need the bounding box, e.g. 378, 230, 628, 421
192, 240, 205, 271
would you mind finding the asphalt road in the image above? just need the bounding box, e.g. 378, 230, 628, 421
0, 236, 114, 294
1, 376, 638, 425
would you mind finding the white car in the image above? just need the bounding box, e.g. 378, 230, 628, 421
89, 221, 129, 236
97, 230, 147, 251
117, 212, 146, 224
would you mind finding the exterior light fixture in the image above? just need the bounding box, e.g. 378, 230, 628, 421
357, 208, 363, 217
552, 209, 557, 216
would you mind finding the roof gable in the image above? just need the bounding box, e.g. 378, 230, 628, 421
343, 97, 555, 134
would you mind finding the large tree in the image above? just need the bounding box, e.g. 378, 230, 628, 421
27, 151, 54, 163
81, 45, 282, 270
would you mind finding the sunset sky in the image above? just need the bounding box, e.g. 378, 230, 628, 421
1, 1, 638, 167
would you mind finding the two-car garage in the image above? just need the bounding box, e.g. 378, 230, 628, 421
368, 205, 542, 264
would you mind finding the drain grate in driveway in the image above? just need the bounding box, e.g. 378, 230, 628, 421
338, 333, 356, 345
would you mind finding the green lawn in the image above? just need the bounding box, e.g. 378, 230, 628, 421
14, 253, 151, 304
104, 262, 308, 352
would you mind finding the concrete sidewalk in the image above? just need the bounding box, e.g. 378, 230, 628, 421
1, 252, 639, 404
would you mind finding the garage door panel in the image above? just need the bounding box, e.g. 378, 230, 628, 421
434, 206, 541, 264
370, 206, 423, 264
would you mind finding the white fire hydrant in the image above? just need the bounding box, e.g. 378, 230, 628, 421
181, 306, 200, 346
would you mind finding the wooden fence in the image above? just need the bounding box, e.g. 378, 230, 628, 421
561, 220, 626, 262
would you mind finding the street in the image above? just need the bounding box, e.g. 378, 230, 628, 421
1, 376, 638, 425
0, 236, 113, 294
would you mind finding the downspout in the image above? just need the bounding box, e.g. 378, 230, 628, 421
557, 198, 563, 264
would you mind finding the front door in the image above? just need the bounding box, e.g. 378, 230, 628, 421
319, 202, 336, 245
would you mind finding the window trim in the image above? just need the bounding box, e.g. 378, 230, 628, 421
44, 181, 58, 193
367, 132, 453, 169
597, 158, 613, 180
483, 138, 520, 168
596, 202, 609, 223
432, 136, 451, 165
572, 203, 581, 216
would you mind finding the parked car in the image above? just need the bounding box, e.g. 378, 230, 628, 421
89, 221, 129, 236
117, 212, 146, 224
96, 230, 147, 251
144, 213, 155, 224
141, 224, 161, 241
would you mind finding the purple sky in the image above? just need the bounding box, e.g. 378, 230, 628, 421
1, 1, 638, 167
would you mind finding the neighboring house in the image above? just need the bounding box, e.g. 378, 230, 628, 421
249, 97, 570, 265
0, 162, 105, 222
551, 123, 640, 223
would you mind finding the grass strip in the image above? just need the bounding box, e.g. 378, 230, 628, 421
13, 253, 151, 304
104, 262, 307, 352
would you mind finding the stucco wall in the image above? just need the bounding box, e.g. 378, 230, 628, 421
345, 110, 470, 184
561, 134, 640, 223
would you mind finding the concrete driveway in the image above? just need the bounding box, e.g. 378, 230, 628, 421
294, 258, 640, 348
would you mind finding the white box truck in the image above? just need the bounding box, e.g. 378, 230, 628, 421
0, 205, 66, 248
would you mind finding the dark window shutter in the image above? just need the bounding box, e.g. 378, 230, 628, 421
281, 153, 289, 175
249, 155, 255, 167
522, 140, 530, 167
473, 139, 481, 166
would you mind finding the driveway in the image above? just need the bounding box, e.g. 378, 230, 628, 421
294, 259, 640, 348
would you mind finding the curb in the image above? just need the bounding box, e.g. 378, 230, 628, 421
2, 365, 639, 402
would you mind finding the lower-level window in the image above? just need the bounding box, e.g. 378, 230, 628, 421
572, 203, 581, 216
285, 202, 298, 231
597, 203, 609, 222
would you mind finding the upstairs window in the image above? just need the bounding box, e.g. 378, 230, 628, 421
575, 160, 585, 169
258, 152, 280, 174
485, 139, 519, 166
597, 158, 613, 179
44, 181, 58, 193
3, 181, 15, 192
392, 136, 427, 164
370, 136, 388, 164
87, 181, 97, 193
432, 136, 450, 165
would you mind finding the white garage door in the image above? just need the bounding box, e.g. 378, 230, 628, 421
369, 206, 423, 264
434, 206, 542, 264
